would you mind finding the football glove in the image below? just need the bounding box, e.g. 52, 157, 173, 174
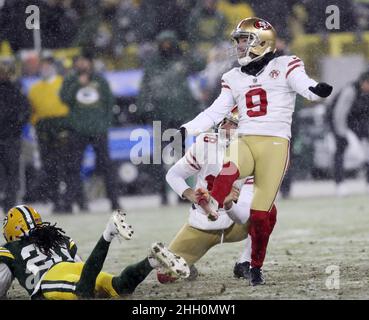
308, 82, 333, 98
195, 188, 219, 221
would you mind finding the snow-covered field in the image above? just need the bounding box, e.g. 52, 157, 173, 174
5, 179, 369, 300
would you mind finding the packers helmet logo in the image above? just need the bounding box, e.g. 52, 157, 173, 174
3, 205, 42, 242
254, 20, 272, 30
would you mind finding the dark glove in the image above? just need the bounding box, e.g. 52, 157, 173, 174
171, 126, 187, 158
309, 82, 333, 98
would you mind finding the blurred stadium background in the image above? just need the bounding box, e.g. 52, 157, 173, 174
1, 0, 369, 299
0, 0, 368, 205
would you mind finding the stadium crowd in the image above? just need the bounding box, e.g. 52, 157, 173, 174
0, 0, 369, 213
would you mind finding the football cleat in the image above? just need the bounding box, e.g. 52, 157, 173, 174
250, 267, 266, 286
150, 242, 190, 279
157, 264, 198, 284
233, 261, 251, 280
110, 209, 134, 240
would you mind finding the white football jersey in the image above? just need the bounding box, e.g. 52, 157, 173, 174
183, 55, 320, 140
166, 132, 253, 230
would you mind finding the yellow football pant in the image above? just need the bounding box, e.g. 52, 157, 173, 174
41, 262, 119, 300
225, 136, 290, 211
168, 221, 250, 266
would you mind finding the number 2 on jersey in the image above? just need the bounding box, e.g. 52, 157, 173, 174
245, 88, 268, 117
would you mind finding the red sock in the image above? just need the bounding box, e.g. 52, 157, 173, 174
249, 209, 270, 269
268, 204, 277, 234
249, 205, 278, 268
210, 161, 240, 206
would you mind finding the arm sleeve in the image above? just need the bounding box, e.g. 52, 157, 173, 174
332, 86, 356, 137
0, 263, 13, 298
166, 143, 202, 198
182, 81, 235, 135
286, 59, 320, 101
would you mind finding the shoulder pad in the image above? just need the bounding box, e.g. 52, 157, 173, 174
0, 247, 15, 260
222, 68, 239, 82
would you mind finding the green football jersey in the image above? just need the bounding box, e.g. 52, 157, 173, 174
0, 237, 78, 296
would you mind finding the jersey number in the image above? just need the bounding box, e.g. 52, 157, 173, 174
245, 88, 268, 117
21, 244, 73, 290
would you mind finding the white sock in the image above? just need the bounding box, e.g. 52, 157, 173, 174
103, 219, 116, 242
103, 230, 114, 242
148, 255, 159, 268
238, 236, 251, 263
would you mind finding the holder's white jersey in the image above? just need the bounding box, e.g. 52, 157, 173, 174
183, 56, 320, 140
166, 132, 253, 230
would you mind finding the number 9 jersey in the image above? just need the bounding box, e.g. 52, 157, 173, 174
183, 55, 321, 140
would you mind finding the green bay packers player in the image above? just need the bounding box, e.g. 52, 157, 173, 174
179, 17, 332, 285
0, 205, 189, 299
161, 110, 277, 285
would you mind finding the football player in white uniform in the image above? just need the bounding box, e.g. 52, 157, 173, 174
178, 17, 332, 285
162, 110, 277, 285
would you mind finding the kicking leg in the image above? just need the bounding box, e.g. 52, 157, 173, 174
75, 210, 133, 297
247, 136, 288, 286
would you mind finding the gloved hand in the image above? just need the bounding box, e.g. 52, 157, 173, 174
309, 82, 333, 98
195, 188, 219, 221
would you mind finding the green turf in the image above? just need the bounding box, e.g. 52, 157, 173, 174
5, 194, 369, 300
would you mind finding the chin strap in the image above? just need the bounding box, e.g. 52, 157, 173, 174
241, 52, 276, 76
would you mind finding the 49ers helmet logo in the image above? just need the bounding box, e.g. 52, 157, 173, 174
254, 20, 272, 30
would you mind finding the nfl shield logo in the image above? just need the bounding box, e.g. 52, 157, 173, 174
269, 70, 280, 79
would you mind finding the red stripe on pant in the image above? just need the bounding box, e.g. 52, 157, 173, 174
249, 205, 277, 268
210, 161, 240, 206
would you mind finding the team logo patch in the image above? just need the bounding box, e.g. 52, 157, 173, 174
269, 70, 280, 79
254, 20, 272, 30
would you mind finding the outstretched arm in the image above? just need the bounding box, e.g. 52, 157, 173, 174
286, 58, 332, 100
